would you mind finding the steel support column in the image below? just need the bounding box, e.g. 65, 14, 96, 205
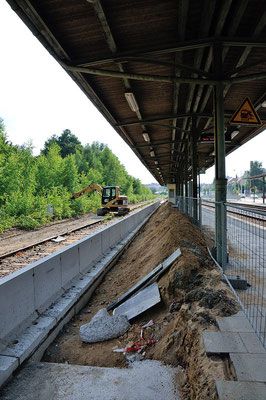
184, 138, 189, 214
192, 117, 198, 221
213, 45, 227, 269
263, 177, 265, 204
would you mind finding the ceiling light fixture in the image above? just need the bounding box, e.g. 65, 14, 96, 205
124, 91, 139, 112
262, 100, 266, 107
150, 150, 155, 157
154, 160, 158, 165
231, 130, 239, 139
142, 132, 150, 142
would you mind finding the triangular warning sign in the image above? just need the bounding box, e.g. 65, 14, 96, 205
229, 96, 262, 126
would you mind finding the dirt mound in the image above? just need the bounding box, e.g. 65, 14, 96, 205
43, 203, 239, 399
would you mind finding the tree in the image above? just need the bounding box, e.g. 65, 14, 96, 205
42, 129, 82, 158
249, 161, 265, 192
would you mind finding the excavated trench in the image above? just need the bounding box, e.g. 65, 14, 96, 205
42, 203, 239, 400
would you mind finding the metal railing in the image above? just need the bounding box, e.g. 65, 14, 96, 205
175, 196, 266, 348
225, 203, 266, 346
176, 196, 202, 228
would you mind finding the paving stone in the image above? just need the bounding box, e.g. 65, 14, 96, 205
238, 332, 266, 353
203, 331, 246, 354
230, 353, 266, 382
216, 380, 266, 400
217, 314, 254, 333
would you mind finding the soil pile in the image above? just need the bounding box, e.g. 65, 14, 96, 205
43, 203, 239, 399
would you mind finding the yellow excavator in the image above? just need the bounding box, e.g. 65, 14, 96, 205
72, 184, 130, 216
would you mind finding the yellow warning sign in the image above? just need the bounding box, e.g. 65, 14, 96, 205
229, 97, 262, 126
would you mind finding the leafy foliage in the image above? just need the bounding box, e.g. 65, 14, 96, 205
0, 120, 155, 232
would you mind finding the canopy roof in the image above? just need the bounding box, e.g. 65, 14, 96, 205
7, 0, 266, 184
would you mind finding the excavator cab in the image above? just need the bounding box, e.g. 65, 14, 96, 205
102, 186, 118, 205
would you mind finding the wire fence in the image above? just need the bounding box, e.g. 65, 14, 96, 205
175, 196, 266, 348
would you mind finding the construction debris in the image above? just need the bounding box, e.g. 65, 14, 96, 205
107, 248, 181, 311
51, 235, 66, 243
113, 282, 161, 320
80, 308, 130, 343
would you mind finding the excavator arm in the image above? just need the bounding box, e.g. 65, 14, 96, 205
72, 184, 103, 199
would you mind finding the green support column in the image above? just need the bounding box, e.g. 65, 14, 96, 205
263, 177, 265, 204
213, 44, 227, 269
184, 139, 189, 214
192, 117, 198, 221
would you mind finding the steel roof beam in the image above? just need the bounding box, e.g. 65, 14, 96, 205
115, 56, 213, 78
195, 0, 249, 131
64, 64, 218, 85
116, 113, 212, 127
74, 38, 266, 68
225, 58, 266, 78
134, 140, 182, 148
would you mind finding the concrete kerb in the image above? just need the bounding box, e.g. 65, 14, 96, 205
0, 201, 160, 388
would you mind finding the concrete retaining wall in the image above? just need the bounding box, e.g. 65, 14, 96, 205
0, 202, 159, 354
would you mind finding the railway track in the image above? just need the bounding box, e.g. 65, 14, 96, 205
0, 202, 154, 278
202, 201, 266, 222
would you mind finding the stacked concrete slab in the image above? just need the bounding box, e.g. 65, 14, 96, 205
0, 202, 160, 389
203, 311, 266, 400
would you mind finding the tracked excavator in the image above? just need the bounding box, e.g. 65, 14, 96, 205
72, 184, 130, 216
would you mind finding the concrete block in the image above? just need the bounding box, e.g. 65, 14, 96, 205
238, 332, 265, 353
33, 254, 63, 313
85, 232, 102, 264
1, 316, 56, 365
30, 307, 76, 362
203, 331, 247, 354
0, 269, 36, 342
216, 380, 266, 400
217, 314, 254, 333
230, 353, 266, 382
60, 245, 80, 289
0, 356, 18, 389
78, 237, 94, 274
100, 225, 111, 254
120, 218, 130, 239
43, 290, 79, 322
108, 221, 121, 248
222, 275, 247, 290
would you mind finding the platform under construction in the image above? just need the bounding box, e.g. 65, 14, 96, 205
1, 1, 266, 399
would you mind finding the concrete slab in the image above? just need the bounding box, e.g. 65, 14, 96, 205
162, 248, 181, 269
107, 264, 162, 311
113, 283, 161, 320
217, 314, 254, 333
0, 360, 180, 400
216, 380, 266, 400
0, 356, 18, 388
238, 332, 266, 353
203, 331, 247, 354
230, 353, 266, 382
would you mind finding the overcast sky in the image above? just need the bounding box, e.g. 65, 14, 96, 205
0, 2, 265, 184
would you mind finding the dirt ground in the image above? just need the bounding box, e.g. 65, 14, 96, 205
42, 203, 239, 400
